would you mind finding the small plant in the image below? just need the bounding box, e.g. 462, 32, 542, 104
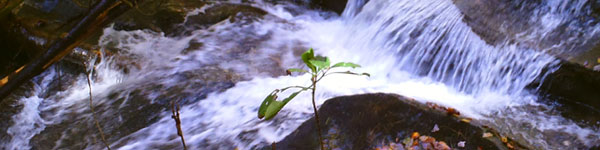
258, 48, 369, 150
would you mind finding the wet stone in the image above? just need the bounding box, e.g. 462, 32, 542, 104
170, 3, 268, 36
268, 93, 510, 149
528, 61, 600, 129
453, 0, 600, 59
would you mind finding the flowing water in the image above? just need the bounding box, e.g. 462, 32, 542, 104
3, 0, 600, 149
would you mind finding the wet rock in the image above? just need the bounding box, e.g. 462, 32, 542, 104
310, 0, 348, 15
452, 0, 536, 45
112, 1, 205, 33
104, 2, 272, 37
269, 93, 509, 149
0, 82, 35, 146
29, 65, 239, 149
0, 19, 44, 78
0, 0, 103, 77
170, 3, 268, 36
528, 61, 600, 127
453, 0, 600, 59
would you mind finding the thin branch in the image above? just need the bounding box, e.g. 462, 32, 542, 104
86, 70, 111, 150
171, 100, 187, 150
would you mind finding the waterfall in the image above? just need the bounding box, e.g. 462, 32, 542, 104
3, 0, 599, 149
339, 0, 559, 95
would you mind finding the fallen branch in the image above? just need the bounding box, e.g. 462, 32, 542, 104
0, 0, 136, 101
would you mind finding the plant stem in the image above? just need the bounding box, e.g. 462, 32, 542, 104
86, 71, 111, 150
311, 75, 325, 150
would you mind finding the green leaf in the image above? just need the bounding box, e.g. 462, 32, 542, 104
301, 48, 316, 73
287, 68, 308, 74
258, 90, 278, 119
328, 71, 371, 77
309, 56, 330, 72
332, 62, 361, 68
263, 90, 303, 120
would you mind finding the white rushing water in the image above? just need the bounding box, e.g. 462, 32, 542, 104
4, 0, 600, 149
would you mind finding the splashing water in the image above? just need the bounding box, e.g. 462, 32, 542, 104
4, 0, 600, 149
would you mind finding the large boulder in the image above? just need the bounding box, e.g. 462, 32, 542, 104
270, 93, 516, 149
528, 61, 600, 127
452, 0, 538, 46
453, 0, 600, 61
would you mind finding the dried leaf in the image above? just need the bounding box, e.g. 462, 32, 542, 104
425, 136, 436, 143
506, 143, 514, 149
419, 136, 428, 142
431, 124, 440, 132
426, 102, 437, 109
501, 136, 508, 143
436, 141, 451, 150
460, 118, 472, 123
457, 141, 466, 147
411, 132, 420, 139
446, 108, 460, 116
412, 140, 419, 146
482, 132, 493, 138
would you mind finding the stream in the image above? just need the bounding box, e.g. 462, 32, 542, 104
2, 0, 600, 149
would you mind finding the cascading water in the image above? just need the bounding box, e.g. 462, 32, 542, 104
3, 0, 599, 150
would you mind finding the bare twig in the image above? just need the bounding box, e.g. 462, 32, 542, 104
86, 70, 111, 150
171, 100, 187, 150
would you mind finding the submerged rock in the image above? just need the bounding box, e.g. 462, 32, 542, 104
269, 93, 514, 149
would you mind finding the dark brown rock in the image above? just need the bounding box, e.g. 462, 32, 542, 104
270, 93, 510, 149
169, 3, 268, 36
0, 18, 44, 78
112, 1, 206, 34
528, 61, 600, 127
310, 0, 348, 15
